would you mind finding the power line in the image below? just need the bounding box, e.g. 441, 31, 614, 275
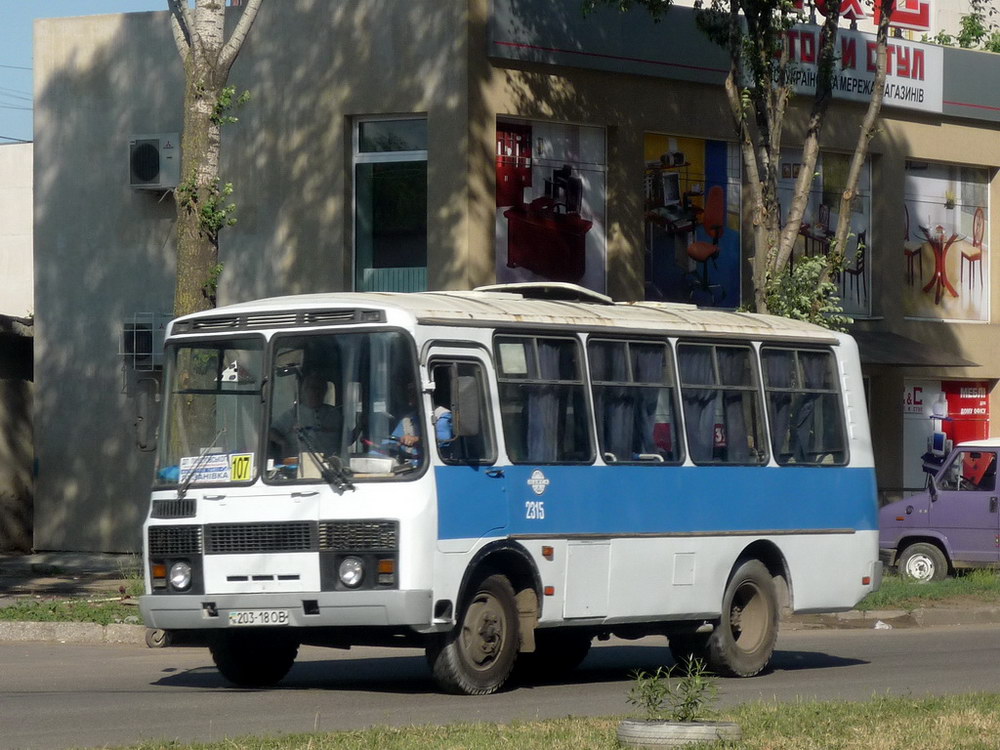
0, 64, 32, 71
0, 135, 31, 143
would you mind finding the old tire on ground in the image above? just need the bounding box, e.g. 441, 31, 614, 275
704, 559, 778, 677
515, 628, 592, 682
209, 630, 299, 687
427, 573, 519, 695
617, 719, 742, 747
897, 542, 948, 583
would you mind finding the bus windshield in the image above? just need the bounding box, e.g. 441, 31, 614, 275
155, 337, 265, 487
266, 329, 423, 481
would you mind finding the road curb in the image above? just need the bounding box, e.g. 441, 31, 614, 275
0, 621, 146, 645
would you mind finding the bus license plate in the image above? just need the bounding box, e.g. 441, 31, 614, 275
228, 609, 290, 627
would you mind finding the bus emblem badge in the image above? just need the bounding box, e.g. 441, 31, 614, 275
527, 469, 550, 496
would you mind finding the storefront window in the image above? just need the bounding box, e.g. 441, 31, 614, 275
354, 117, 427, 292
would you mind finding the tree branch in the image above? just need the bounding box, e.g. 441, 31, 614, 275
218, 0, 265, 74
167, 0, 193, 57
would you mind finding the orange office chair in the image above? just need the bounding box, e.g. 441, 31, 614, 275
961, 206, 985, 291
686, 185, 726, 291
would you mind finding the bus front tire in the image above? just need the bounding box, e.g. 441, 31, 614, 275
704, 559, 778, 677
427, 573, 519, 695
897, 542, 948, 583
209, 631, 299, 687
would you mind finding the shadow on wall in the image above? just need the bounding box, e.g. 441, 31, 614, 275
0, 330, 33, 552
32, 1, 477, 551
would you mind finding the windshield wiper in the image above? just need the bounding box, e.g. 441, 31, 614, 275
295, 426, 355, 493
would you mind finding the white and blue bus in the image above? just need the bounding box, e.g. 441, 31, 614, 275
140, 283, 880, 695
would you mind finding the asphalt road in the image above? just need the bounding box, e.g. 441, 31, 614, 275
3, 624, 1000, 750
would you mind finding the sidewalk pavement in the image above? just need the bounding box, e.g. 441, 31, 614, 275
2, 553, 1000, 646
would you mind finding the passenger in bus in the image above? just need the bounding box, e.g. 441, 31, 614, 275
269, 371, 343, 459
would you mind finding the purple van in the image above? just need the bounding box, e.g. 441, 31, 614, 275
879, 440, 1000, 582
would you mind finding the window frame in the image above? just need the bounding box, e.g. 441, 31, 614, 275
352, 115, 428, 292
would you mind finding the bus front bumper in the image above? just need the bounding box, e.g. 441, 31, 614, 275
139, 589, 433, 631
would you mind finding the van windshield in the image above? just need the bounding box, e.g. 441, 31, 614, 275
266, 330, 423, 481
154, 337, 265, 487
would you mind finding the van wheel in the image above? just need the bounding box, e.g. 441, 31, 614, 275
704, 559, 778, 677
209, 631, 299, 687
898, 542, 948, 583
427, 573, 519, 695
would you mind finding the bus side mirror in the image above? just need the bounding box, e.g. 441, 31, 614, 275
452, 374, 481, 437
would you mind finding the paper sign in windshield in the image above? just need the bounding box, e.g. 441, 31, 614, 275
179, 454, 230, 483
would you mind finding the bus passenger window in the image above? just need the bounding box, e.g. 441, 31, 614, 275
761, 347, 847, 465
677, 343, 766, 465
495, 335, 592, 464
588, 339, 682, 464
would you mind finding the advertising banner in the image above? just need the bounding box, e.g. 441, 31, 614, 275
902, 161, 990, 321
783, 25, 943, 114
495, 118, 607, 293
643, 134, 741, 306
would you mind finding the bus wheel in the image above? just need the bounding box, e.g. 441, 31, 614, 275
428, 573, 519, 695
209, 631, 299, 687
898, 542, 948, 583
704, 559, 778, 677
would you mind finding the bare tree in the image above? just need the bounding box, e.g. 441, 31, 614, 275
587, 0, 894, 325
167, 0, 263, 317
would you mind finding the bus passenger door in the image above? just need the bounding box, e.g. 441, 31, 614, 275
430, 354, 508, 553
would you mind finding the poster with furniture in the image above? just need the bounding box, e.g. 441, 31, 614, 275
643, 134, 741, 307
777, 150, 872, 318
902, 161, 990, 322
495, 119, 607, 293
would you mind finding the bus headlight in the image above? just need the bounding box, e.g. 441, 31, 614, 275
168, 561, 192, 591
338, 556, 365, 588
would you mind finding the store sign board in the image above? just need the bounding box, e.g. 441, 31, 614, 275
784, 25, 943, 114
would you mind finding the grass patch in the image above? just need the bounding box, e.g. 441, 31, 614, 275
111, 694, 1000, 749
0, 597, 141, 626
856, 569, 1000, 612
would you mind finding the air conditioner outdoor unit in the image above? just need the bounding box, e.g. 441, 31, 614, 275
128, 133, 180, 190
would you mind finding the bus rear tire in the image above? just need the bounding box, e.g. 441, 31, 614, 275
704, 559, 778, 677
427, 573, 519, 695
209, 631, 299, 687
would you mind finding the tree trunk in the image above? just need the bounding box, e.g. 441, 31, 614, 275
168, 0, 263, 319
174, 56, 225, 317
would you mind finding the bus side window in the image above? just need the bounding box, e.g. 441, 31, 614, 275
588, 339, 682, 464
677, 343, 767, 465
495, 335, 592, 464
761, 347, 847, 466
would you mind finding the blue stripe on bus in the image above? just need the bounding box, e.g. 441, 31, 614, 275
435, 464, 877, 541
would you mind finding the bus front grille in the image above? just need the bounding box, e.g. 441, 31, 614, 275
319, 520, 398, 551
148, 525, 203, 556
204, 522, 317, 554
